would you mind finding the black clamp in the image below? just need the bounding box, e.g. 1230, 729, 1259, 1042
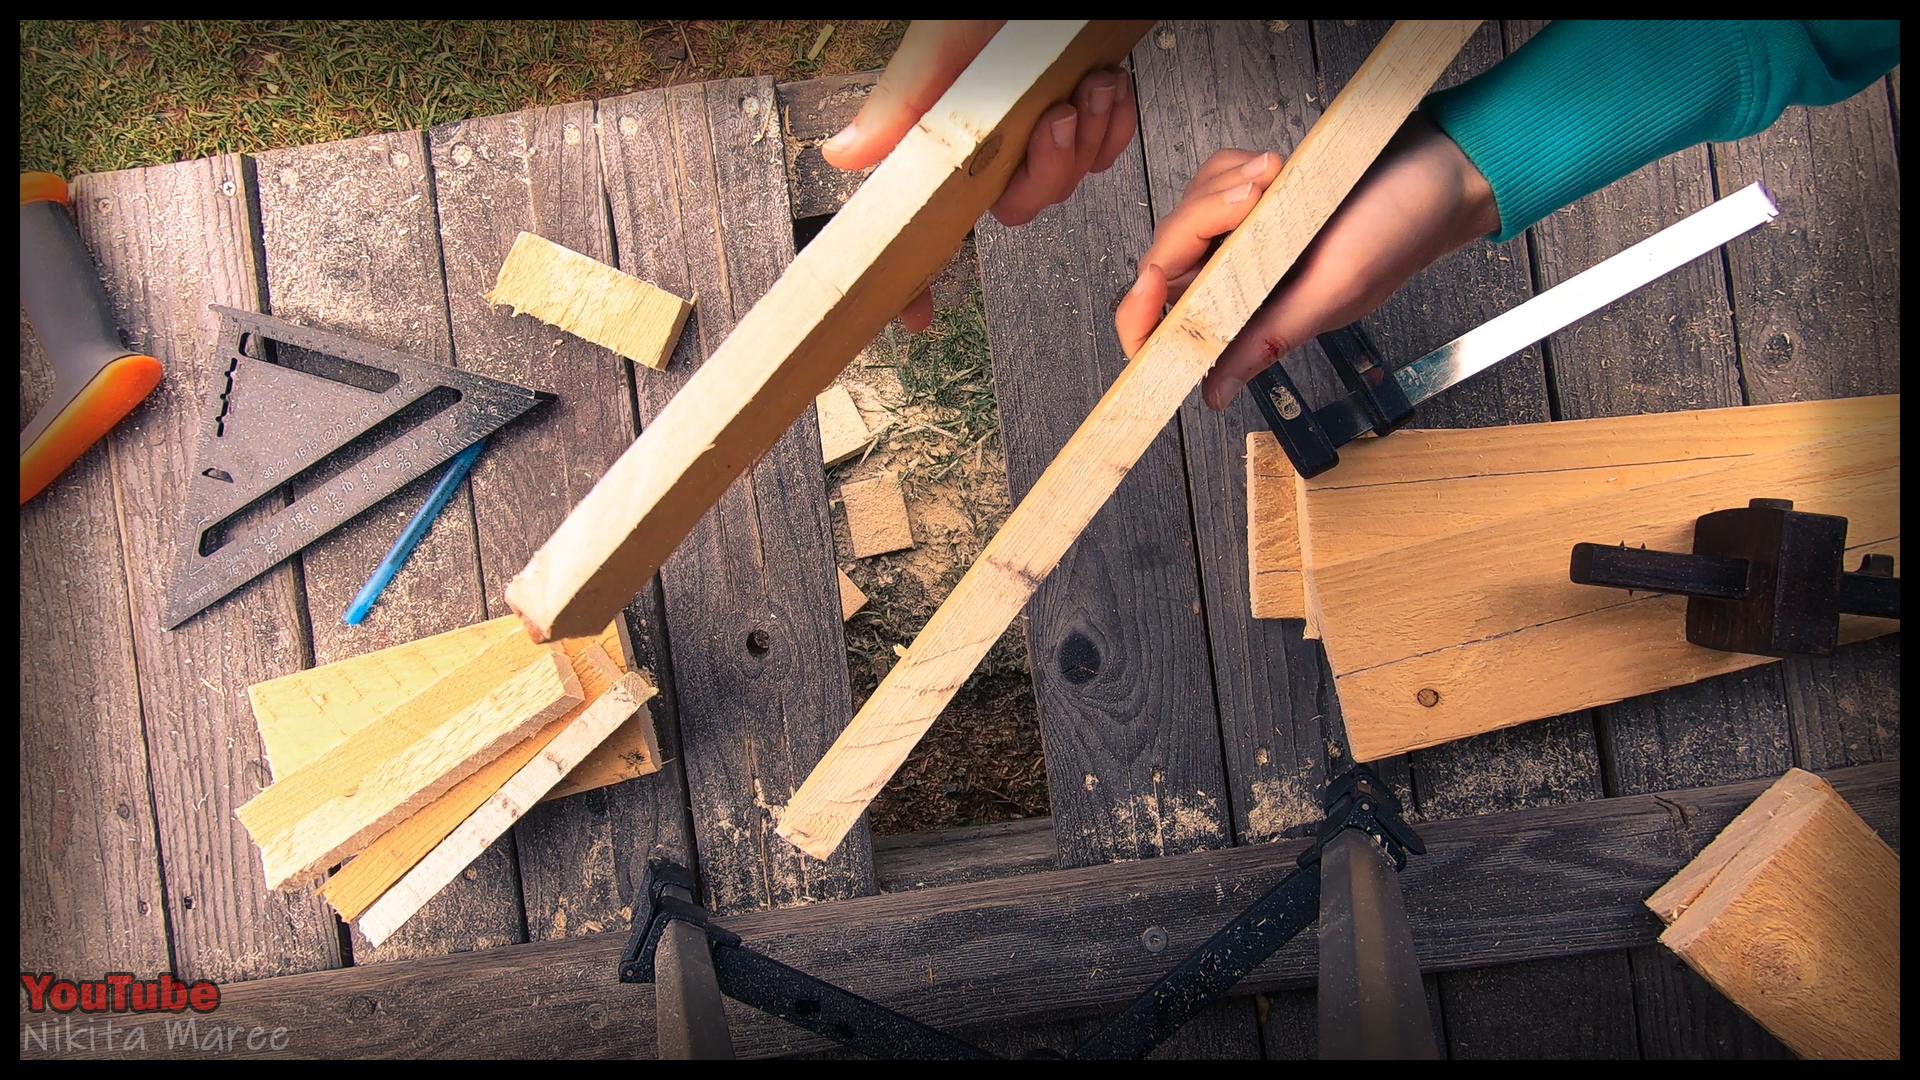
1250, 324, 1413, 479
1570, 498, 1900, 658
1299, 764, 1425, 872
621, 858, 737, 984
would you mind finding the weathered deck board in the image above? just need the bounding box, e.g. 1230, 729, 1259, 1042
426, 100, 696, 944
19, 318, 171, 979
1711, 90, 1904, 773
253, 130, 511, 964
20, 764, 1896, 1060
1131, 20, 1338, 857
599, 78, 876, 914
73, 157, 341, 981
974, 50, 1261, 1056
1505, 19, 1795, 1060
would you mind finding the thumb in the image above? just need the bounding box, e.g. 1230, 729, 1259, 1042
822, 21, 1004, 172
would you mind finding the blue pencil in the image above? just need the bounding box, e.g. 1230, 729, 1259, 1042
344, 440, 487, 626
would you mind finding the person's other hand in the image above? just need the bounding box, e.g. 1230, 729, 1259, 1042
823, 20, 1138, 332
1114, 115, 1500, 410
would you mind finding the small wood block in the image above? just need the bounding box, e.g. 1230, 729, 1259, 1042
355, 672, 659, 946
817, 383, 870, 467
237, 643, 583, 889
837, 568, 867, 621
841, 472, 914, 558
486, 230, 692, 370
1653, 768, 1900, 1059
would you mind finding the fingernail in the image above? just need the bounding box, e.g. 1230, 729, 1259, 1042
1239, 152, 1273, 178
1051, 112, 1077, 150
1224, 181, 1254, 206
1089, 81, 1116, 117
823, 121, 859, 154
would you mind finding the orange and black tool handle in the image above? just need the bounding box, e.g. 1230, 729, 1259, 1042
20, 171, 164, 504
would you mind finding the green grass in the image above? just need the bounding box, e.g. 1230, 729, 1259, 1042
20, 20, 905, 175
885, 289, 999, 481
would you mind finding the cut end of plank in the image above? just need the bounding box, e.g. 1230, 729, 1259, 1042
240, 647, 581, 890
356, 671, 658, 947
1646, 767, 1831, 925
841, 472, 914, 558
487, 230, 692, 370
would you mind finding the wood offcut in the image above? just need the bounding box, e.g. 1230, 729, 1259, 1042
237, 644, 583, 889
487, 230, 692, 370
776, 20, 1484, 860
357, 672, 659, 946
504, 21, 1152, 642
1651, 768, 1899, 1059
817, 383, 871, 466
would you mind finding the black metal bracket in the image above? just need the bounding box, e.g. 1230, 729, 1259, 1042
1250, 324, 1413, 479
1570, 497, 1900, 658
624, 765, 1428, 1061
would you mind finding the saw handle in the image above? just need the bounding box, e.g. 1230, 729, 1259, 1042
20, 172, 163, 504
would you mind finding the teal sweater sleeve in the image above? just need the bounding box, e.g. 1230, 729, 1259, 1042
1424, 21, 1900, 242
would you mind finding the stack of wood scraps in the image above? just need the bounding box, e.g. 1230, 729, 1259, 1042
1245, 394, 1901, 762
237, 615, 661, 946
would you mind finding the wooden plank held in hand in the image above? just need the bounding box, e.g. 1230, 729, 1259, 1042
237, 645, 583, 889
775, 20, 1484, 860
1652, 768, 1900, 1059
504, 20, 1152, 642
487, 231, 692, 370
357, 672, 659, 947
319, 644, 653, 921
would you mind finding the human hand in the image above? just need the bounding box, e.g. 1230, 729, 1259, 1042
1114, 115, 1500, 410
823, 20, 1138, 332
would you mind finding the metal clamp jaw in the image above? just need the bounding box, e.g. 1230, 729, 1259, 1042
620, 858, 737, 985
1250, 324, 1414, 479
1299, 764, 1426, 872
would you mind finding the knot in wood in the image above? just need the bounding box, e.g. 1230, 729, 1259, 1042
745, 628, 772, 656
1059, 631, 1101, 685
967, 133, 1004, 178
1416, 688, 1440, 708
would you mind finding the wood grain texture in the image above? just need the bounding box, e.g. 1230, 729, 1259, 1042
780, 21, 1483, 861
428, 99, 696, 942
1710, 85, 1903, 779
977, 94, 1236, 866
239, 646, 580, 889
73, 158, 341, 981
26, 763, 1895, 1060
816, 382, 870, 466
974, 55, 1263, 1057
1646, 767, 1828, 923
1245, 398, 1900, 760
507, 22, 1151, 642
487, 231, 691, 369
358, 672, 658, 947
18, 316, 171, 978
252, 127, 511, 961
1657, 770, 1899, 1058
840, 471, 914, 557
599, 80, 876, 912
1130, 21, 1339, 860
318, 644, 650, 920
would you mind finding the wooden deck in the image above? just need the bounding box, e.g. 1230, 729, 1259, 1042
19, 21, 1900, 1059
